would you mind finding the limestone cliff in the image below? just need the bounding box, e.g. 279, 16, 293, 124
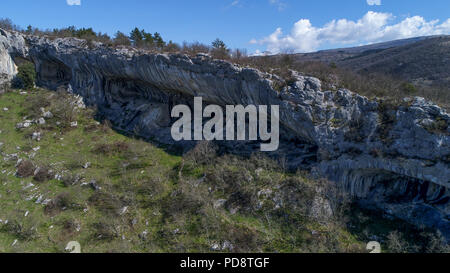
1, 29, 449, 239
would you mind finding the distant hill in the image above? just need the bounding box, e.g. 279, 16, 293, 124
288, 36, 450, 88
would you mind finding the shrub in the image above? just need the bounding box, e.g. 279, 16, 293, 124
23, 92, 51, 118
401, 82, 417, 94
49, 94, 77, 128
14, 63, 36, 89
88, 192, 122, 216
16, 160, 35, 178
91, 221, 118, 241
424, 116, 449, 135
44, 192, 76, 216
211, 38, 230, 60
0, 18, 20, 31
33, 166, 52, 183
0, 217, 37, 241
386, 231, 411, 253
184, 141, 218, 165
92, 142, 129, 155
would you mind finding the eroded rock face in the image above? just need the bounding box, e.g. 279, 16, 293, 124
0, 29, 27, 85
1, 29, 449, 238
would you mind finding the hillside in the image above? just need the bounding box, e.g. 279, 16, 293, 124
252, 36, 450, 107
337, 36, 450, 87
0, 87, 447, 253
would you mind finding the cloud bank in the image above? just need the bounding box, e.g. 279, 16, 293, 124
251, 11, 450, 53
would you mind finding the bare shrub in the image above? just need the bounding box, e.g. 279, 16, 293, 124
49, 94, 77, 128
22, 93, 51, 119
0, 216, 37, 241
88, 192, 122, 216
184, 141, 218, 165
16, 160, 35, 178
90, 221, 119, 241
386, 231, 413, 253
64, 153, 85, 170
33, 166, 52, 183
92, 141, 129, 155
44, 192, 77, 216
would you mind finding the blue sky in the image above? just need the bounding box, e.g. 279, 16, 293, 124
1, 0, 449, 54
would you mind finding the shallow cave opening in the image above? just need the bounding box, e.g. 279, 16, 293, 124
35, 58, 72, 90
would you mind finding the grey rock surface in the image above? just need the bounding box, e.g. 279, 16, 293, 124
1, 28, 449, 239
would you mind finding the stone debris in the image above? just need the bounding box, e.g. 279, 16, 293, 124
32, 132, 41, 141
43, 111, 53, 118
37, 117, 46, 125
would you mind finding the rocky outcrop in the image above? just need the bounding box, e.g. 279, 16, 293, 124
1, 29, 449, 239
0, 29, 27, 86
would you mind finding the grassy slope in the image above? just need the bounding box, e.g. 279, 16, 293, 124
0, 88, 446, 253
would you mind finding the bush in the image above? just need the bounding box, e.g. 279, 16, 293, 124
88, 192, 122, 216
92, 142, 129, 155
23, 92, 51, 118
16, 160, 35, 178
33, 166, 52, 183
0, 217, 37, 241
44, 192, 76, 216
14, 63, 36, 90
91, 221, 119, 241
184, 141, 218, 165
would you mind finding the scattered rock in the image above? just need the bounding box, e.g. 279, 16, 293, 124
43, 111, 53, 119
214, 199, 227, 209
210, 243, 220, 251
139, 230, 148, 240
222, 241, 234, 251
119, 206, 128, 215
37, 117, 46, 125
16, 121, 32, 129
89, 180, 100, 191
32, 132, 41, 141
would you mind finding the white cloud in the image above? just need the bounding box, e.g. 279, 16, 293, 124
66, 0, 81, 6
367, 0, 381, 5
269, 0, 286, 11
251, 11, 450, 53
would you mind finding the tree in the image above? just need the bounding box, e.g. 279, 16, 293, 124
153, 32, 165, 49
165, 41, 180, 53
212, 38, 227, 50
0, 18, 19, 31
130, 27, 144, 46
142, 31, 154, 47
113, 31, 131, 46
211, 38, 230, 60
26, 25, 33, 34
